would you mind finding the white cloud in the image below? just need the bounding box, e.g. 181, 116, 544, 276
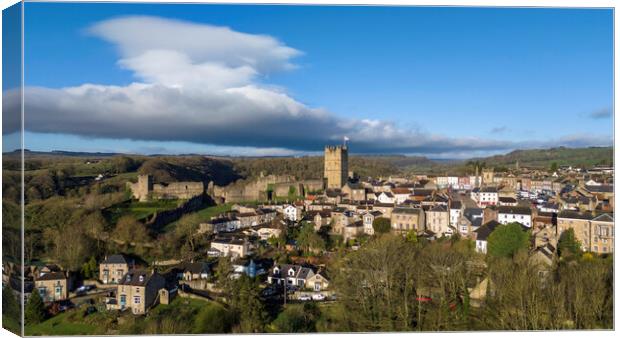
9, 15, 611, 157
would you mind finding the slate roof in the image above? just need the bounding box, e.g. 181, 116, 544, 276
392, 207, 423, 215
102, 254, 130, 265
119, 269, 161, 287
591, 213, 614, 223
271, 264, 315, 280
450, 201, 462, 209
557, 210, 593, 220
474, 220, 501, 241
497, 206, 532, 215
585, 185, 613, 193
35, 271, 66, 281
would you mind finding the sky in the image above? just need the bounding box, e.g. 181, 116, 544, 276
2, 3, 614, 158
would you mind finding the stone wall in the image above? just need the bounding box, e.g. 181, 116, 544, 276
128, 174, 204, 201
212, 174, 323, 203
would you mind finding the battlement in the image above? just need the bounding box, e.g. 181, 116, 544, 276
325, 145, 348, 152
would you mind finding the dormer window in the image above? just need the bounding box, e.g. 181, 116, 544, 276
139, 275, 145, 282
125, 275, 131, 282
288, 268, 295, 277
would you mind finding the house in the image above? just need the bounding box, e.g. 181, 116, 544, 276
267, 264, 316, 288
497, 206, 533, 228
311, 210, 332, 231
34, 270, 69, 302
115, 269, 166, 315
376, 191, 396, 204
590, 213, 614, 254
475, 187, 498, 207
341, 182, 367, 201
284, 204, 302, 222
449, 201, 463, 227
362, 210, 383, 235
209, 237, 250, 258
530, 243, 557, 272
179, 262, 211, 281
473, 220, 501, 254
391, 187, 412, 204
425, 205, 451, 236
456, 208, 484, 237
557, 211, 593, 251
305, 271, 330, 291
372, 203, 395, 218
256, 226, 283, 241
206, 216, 240, 234
391, 207, 425, 234
232, 258, 272, 278
343, 220, 364, 241
498, 197, 518, 206
100, 254, 133, 284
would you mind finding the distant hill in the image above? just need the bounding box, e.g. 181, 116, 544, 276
472, 146, 613, 169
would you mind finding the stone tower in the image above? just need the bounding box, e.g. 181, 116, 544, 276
324, 145, 348, 189
482, 168, 494, 186
136, 174, 153, 202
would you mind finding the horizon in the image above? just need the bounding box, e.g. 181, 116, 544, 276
2, 4, 614, 158
4, 144, 612, 163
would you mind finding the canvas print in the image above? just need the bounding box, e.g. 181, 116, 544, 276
1, 2, 614, 336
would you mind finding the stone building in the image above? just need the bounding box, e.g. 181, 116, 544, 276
100, 254, 133, 284
128, 174, 204, 202
324, 145, 348, 189
114, 270, 166, 315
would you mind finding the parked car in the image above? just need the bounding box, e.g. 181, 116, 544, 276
312, 294, 326, 301
299, 295, 312, 301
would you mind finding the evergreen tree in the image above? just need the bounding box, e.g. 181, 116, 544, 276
25, 291, 45, 325
558, 228, 581, 258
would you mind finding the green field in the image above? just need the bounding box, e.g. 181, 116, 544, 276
103, 199, 184, 224
24, 310, 109, 336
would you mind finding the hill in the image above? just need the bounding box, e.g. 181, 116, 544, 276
472, 146, 613, 169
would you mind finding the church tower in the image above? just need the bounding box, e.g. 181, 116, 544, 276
324, 145, 348, 189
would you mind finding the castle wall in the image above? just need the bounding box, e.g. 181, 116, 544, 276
128, 175, 204, 201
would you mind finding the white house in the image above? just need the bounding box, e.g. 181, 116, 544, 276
449, 201, 463, 227
497, 206, 532, 228
376, 192, 396, 204
473, 187, 498, 207
362, 210, 383, 235
283, 205, 302, 222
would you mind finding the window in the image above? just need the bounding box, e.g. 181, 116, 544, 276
55, 286, 62, 295
134, 296, 141, 304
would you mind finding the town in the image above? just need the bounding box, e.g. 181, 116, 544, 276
2, 143, 614, 334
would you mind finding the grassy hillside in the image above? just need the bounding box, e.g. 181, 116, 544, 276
472, 146, 612, 169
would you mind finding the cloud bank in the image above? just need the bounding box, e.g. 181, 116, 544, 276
6, 16, 612, 156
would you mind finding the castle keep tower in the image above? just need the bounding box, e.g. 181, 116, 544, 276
135, 174, 154, 202
324, 145, 348, 189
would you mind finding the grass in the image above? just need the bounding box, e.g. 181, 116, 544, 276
2, 314, 21, 336
104, 199, 183, 224
195, 203, 233, 222
24, 310, 107, 336
162, 203, 233, 233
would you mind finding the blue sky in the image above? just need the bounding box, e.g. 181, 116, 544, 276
4, 3, 613, 158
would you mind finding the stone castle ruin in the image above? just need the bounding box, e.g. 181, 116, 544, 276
210, 173, 323, 203
128, 174, 205, 202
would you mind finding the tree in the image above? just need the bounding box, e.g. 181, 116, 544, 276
2, 284, 20, 332
194, 304, 232, 333
332, 234, 421, 331
296, 223, 325, 254
557, 228, 581, 258
271, 303, 320, 332
113, 215, 150, 244
550, 162, 558, 173
486, 223, 529, 258
228, 276, 267, 333
25, 291, 45, 325
81, 256, 98, 279
372, 217, 391, 234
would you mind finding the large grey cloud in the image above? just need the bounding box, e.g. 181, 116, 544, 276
7, 16, 612, 156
